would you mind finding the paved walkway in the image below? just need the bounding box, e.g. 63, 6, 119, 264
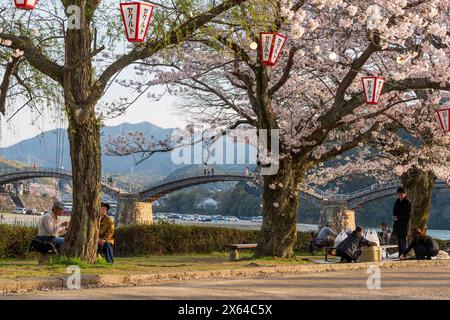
3, 266, 450, 300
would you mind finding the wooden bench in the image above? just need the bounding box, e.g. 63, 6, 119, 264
225, 243, 257, 261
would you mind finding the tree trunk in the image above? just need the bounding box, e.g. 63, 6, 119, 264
60, 6, 101, 262
401, 167, 436, 234
62, 112, 102, 263
255, 158, 301, 258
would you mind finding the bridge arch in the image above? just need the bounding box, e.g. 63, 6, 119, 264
0, 168, 124, 199
138, 174, 256, 202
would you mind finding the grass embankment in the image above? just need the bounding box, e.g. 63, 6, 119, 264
0, 252, 317, 279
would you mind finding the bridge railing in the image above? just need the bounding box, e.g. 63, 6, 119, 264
0, 167, 130, 193
140, 167, 257, 192
0, 167, 72, 175
2, 167, 448, 201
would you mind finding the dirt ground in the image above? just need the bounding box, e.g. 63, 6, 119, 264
3, 266, 450, 300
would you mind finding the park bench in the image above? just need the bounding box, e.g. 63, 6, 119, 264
225, 243, 257, 261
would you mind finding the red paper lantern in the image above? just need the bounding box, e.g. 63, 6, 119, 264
14, 0, 37, 10
436, 108, 450, 132
259, 32, 287, 66
120, 1, 155, 43
362, 76, 385, 105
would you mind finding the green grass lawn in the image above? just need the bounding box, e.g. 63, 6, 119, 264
0, 252, 319, 279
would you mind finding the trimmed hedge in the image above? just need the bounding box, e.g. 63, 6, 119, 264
114, 223, 312, 256
0, 223, 311, 258
0, 224, 38, 258
0, 222, 448, 259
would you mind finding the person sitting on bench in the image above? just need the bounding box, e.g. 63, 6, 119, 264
336, 226, 376, 263
98, 202, 115, 264
36, 200, 68, 255
400, 228, 439, 260
315, 222, 337, 249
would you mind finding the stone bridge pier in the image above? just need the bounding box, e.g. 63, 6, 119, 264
115, 194, 153, 228
320, 202, 356, 233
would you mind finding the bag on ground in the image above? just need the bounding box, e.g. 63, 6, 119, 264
365, 229, 380, 246
334, 230, 348, 247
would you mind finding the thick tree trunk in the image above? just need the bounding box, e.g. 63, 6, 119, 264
401, 167, 436, 234
62, 113, 101, 262
255, 158, 302, 258
60, 6, 101, 262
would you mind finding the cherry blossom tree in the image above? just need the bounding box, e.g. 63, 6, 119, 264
121, 0, 450, 257
309, 93, 450, 234
0, 0, 249, 262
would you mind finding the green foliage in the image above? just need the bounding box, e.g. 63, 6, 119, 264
0, 224, 37, 259
5, 222, 449, 259
47, 256, 109, 268
154, 181, 261, 216
114, 223, 311, 256
217, 182, 261, 217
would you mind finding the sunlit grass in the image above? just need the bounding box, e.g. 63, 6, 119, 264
0, 252, 316, 279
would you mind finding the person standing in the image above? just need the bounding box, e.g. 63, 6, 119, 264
392, 187, 411, 257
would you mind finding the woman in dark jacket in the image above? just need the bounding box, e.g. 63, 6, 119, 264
400, 228, 439, 260
336, 227, 377, 263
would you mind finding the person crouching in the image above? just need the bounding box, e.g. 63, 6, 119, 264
336, 226, 377, 263
400, 228, 439, 260
98, 202, 115, 264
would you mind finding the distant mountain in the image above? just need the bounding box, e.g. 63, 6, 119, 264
0, 122, 257, 178
0, 122, 177, 176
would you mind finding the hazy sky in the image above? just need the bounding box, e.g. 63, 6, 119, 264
0, 86, 186, 148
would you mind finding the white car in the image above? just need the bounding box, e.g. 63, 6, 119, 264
225, 216, 239, 222
182, 215, 195, 221
13, 207, 26, 215
251, 216, 263, 223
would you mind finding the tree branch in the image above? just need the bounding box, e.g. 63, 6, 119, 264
92, 0, 247, 103
0, 33, 64, 83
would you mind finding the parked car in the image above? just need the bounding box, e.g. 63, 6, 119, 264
13, 207, 26, 215
225, 216, 239, 222
35, 211, 45, 216
182, 215, 195, 221
25, 209, 37, 215
168, 214, 181, 220
198, 215, 213, 222
251, 216, 263, 223
213, 215, 225, 221
239, 216, 253, 221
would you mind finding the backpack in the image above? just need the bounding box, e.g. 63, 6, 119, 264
29, 238, 58, 255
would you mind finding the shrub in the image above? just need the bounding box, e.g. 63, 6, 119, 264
2, 222, 447, 259
0, 224, 37, 258
114, 222, 312, 257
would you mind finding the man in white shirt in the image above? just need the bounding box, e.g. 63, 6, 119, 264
315, 222, 337, 248
37, 200, 68, 254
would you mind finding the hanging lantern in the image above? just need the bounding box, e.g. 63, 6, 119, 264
14, 0, 37, 10
120, 1, 155, 43
362, 76, 385, 105
436, 108, 450, 132
259, 32, 287, 66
